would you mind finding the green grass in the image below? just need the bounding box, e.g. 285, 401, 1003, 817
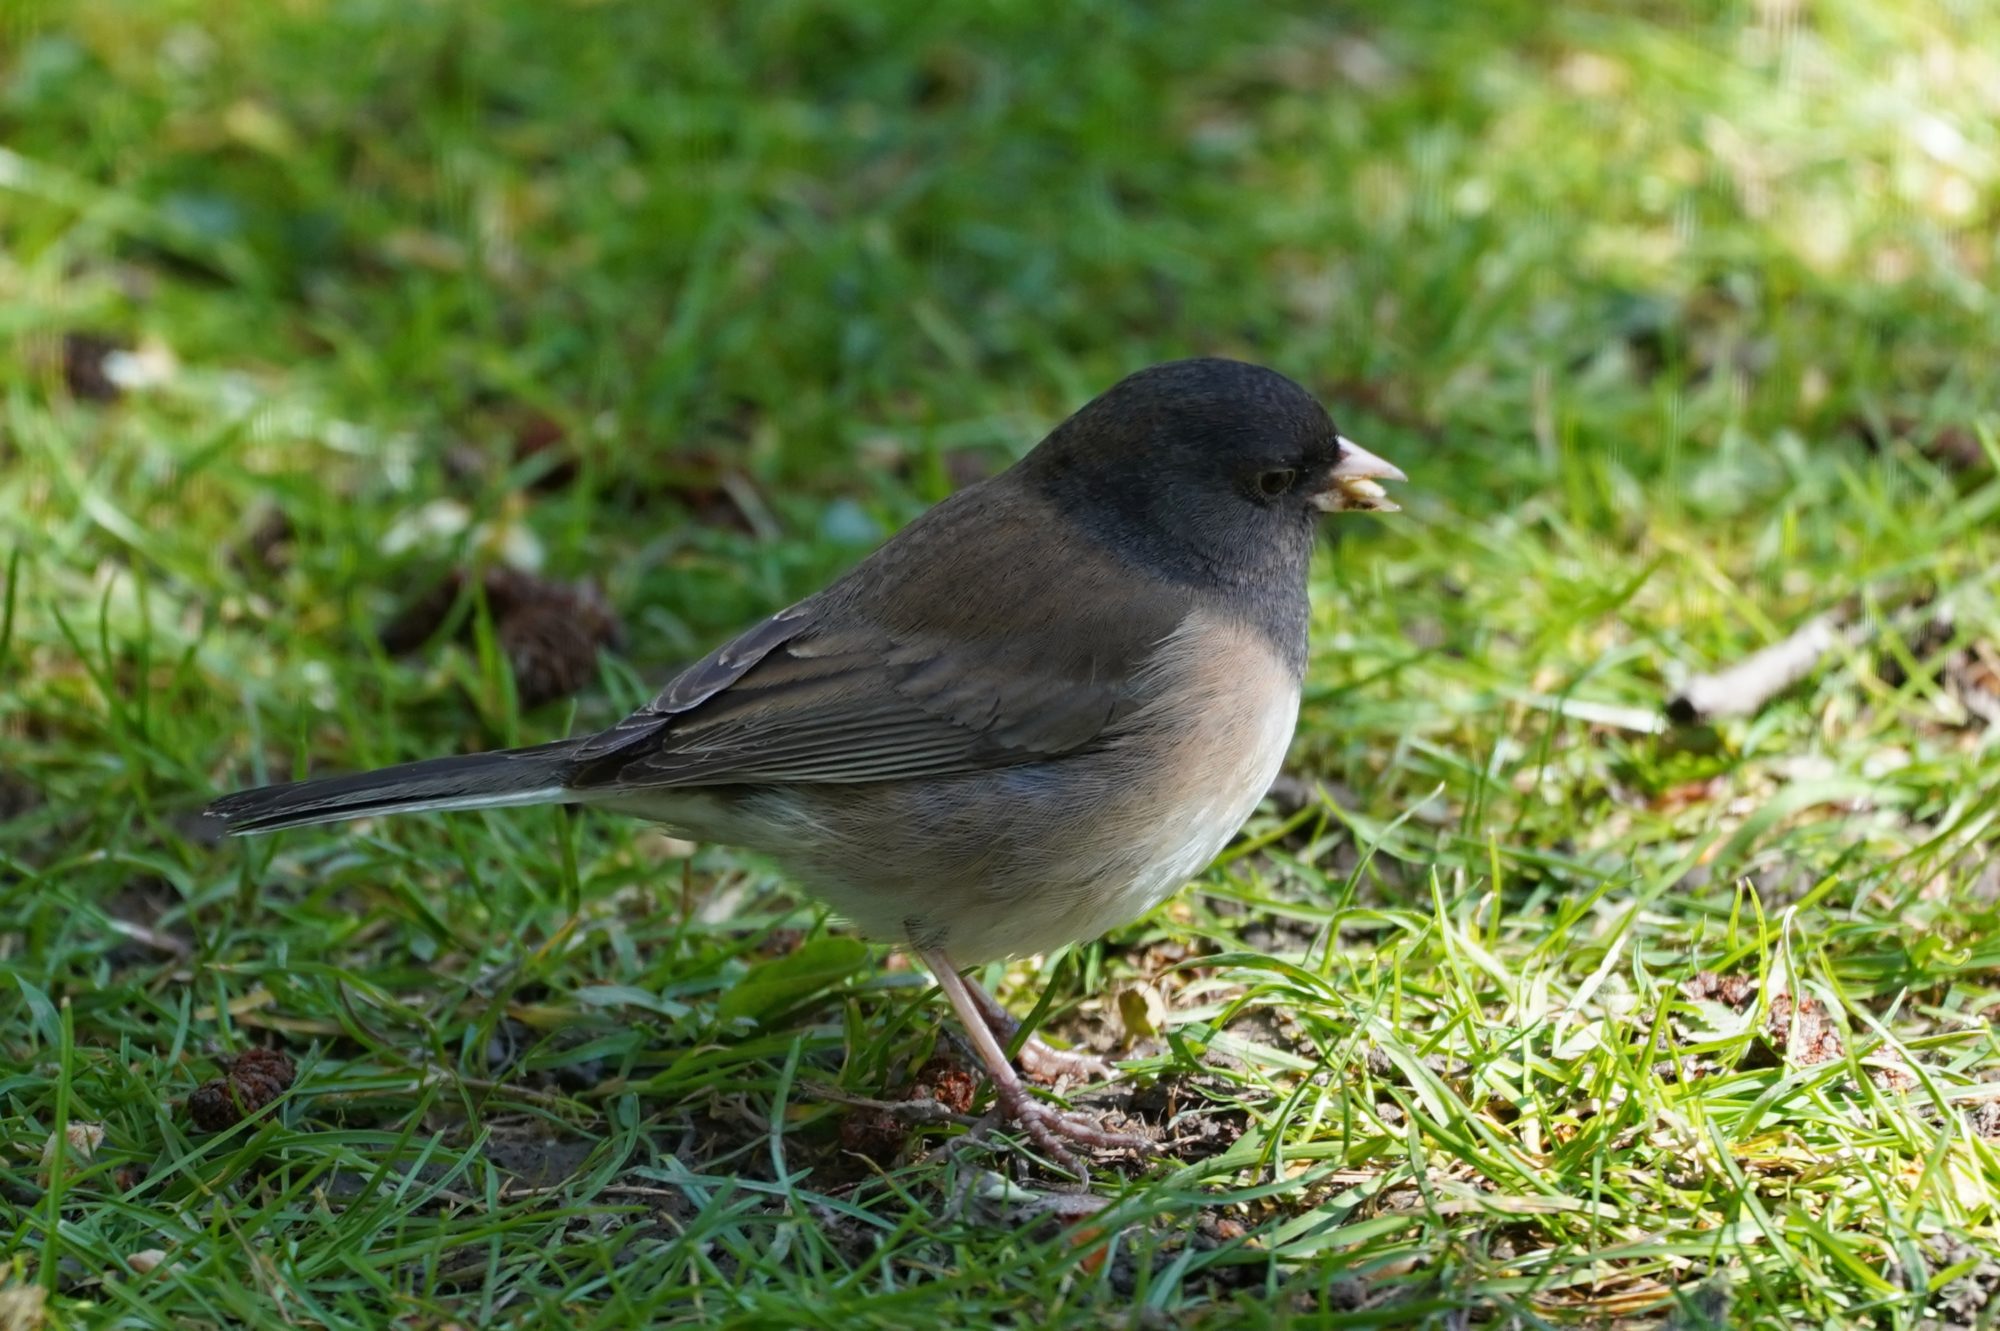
6, 0, 2000, 1325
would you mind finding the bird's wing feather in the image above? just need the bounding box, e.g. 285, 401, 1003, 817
567, 478, 1192, 790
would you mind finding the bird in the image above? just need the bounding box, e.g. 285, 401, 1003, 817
205, 357, 1406, 1172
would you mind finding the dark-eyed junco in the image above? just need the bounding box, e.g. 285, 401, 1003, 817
207, 358, 1405, 1170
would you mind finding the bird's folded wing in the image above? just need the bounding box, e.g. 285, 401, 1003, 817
565, 602, 1162, 789
567, 485, 1192, 790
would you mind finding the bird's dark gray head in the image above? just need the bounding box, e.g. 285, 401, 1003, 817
1017, 358, 1406, 601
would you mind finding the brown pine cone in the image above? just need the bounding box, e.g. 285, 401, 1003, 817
381, 567, 622, 708
499, 600, 608, 709
187, 1048, 297, 1132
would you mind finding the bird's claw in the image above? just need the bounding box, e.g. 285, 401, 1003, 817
1015, 1034, 1116, 1086
995, 1083, 1155, 1176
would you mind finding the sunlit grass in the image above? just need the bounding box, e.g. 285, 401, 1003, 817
4, 1, 2000, 1326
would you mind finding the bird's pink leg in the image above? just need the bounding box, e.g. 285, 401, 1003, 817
918, 948, 1151, 1173
960, 973, 1116, 1084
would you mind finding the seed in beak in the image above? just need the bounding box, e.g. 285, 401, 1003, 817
1313, 437, 1407, 512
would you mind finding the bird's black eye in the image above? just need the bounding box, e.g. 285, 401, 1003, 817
1255, 468, 1297, 499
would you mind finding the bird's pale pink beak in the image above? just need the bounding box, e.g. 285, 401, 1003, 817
1311, 437, 1407, 513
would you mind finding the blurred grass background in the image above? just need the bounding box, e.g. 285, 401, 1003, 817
4, 1, 2000, 1326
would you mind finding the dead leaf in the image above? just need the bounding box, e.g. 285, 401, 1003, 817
1683, 971, 1754, 1007
1764, 992, 1842, 1067
1117, 984, 1168, 1044
39, 1121, 105, 1181
0, 1281, 46, 1331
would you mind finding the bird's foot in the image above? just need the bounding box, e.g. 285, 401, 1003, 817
917, 946, 1151, 1178
992, 1081, 1155, 1176
1014, 1033, 1116, 1086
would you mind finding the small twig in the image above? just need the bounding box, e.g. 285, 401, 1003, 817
103, 917, 192, 959
1664, 563, 2000, 719
1668, 613, 1850, 724
498, 1180, 689, 1204
955, 1167, 1113, 1224
1666, 586, 1986, 725
798, 1081, 980, 1127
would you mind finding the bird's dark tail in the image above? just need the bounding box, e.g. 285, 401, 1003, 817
204, 739, 585, 835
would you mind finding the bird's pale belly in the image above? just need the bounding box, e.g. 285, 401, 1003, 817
626, 614, 1303, 966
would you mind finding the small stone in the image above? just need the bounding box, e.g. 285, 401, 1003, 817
126, 1249, 171, 1275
